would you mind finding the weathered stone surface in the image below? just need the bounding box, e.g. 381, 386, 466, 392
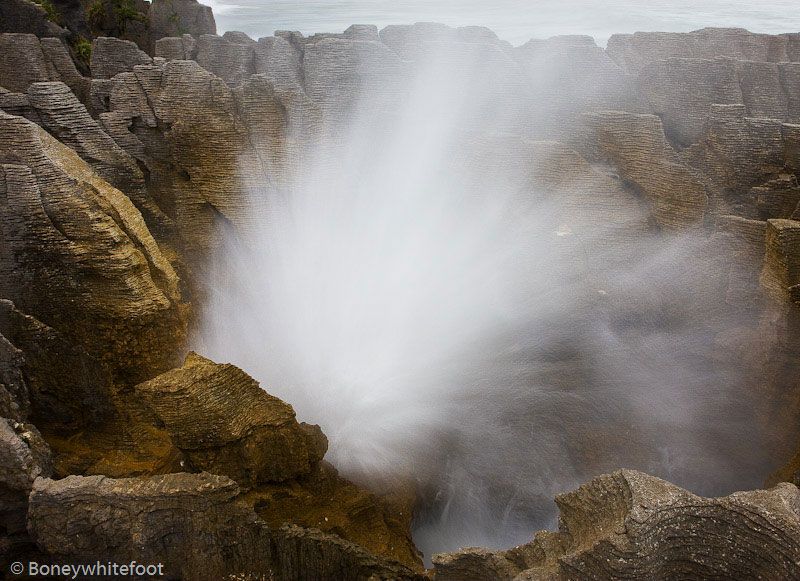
639, 57, 743, 147
245, 461, 422, 571
638, 57, 800, 147
0, 417, 51, 569
135, 353, 326, 485
195, 34, 255, 86
761, 219, 800, 304
608, 28, 800, 74
0, 417, 52, 493
0, 331, 28, 422
39, 37, 89, 103
0, 34, 88, 103
0, 112, 186, 385
514, 35, 649, 139
433, 470, 800, 580
302, 36, 407, 127
679, 105, 786, 216
24, 81, 171, 234
583, 111, 708, 229
28, 472, 424, 580
154, 33, 197, 60
0, 0, 66, 39
101, 59, 302, 266
253, 35, 304, 89
714, 216, 769, 309
0, 299, 113, 429
0, 33, 53, 93
148, 0, 216, 50
90, 36, 152, 80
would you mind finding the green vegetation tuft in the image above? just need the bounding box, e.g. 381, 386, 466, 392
87, 0, 105, 29
74, 36, 92, 65
31, 0, 61, 24
113, 0, 147, 33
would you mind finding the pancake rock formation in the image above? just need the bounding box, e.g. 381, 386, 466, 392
0, 0, 800, 577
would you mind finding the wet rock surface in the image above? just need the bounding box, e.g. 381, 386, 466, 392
28, 471, 424, 581
433, 470, 800, 580
0, 9, 799, 580
135, 353, 327, 485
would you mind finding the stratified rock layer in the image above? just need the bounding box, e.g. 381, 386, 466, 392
135, 353, 327, 485
433, 470, 800, 580
28, 471, 424, 581
0, 112, 187, 385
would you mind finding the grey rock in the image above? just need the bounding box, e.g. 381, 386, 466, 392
28, 471, 424, 580
90, 36, 152, 80
0, 416, 51, 568
148, 0, 216, 49
195, 34, 255, 86
0, 0, 66, 39
583, 111, 709, 230
608, 27, 800, 74
433, 470, 800, 580
0, 331, 28, 421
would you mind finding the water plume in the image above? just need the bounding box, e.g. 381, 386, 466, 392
197, 33, 772, 558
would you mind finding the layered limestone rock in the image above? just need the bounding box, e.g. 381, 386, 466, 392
0, 34, 89, 104
680, 105, 788, 212
0, 112, 187, 385
0, 0, 66, 38
514, 35, 649, 139
608, 28, 800, 74
135, 353, 327, 485
90, 37, 152, 80
28, 471, 424, 581
22, 81, 171, 234
154, 33, 197, 60
0, 329, 28, 422
0, 299, 113, 429
637, 57, 800, 147
245, 461, 422, 570
0, 417, 51, 570
582, 111, 708, 229
148, 0, 216, 51
433, 470, 800, 580
96, 58, 307, 266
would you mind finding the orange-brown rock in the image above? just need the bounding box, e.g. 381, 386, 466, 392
244, 461, 422, 571
135, 353, 327, 485
0, 112, 187, 386
28, 471, 425, 580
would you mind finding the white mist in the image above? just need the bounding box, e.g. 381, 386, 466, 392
197, 36, 770, 559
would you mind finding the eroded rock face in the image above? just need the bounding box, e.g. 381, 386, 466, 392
608, 28, 800, 74
245, 461, 423, 571
582, 111, 709, 229
135, 353, 327, 485
23, 81, 171, 234
0, 34, 88, 104
433, 470, 800, 580
0, 299, 113, 429
148, 0, 216, 50
0, 112, 187, 385
90, 37, 152, 80
0, 417, 51, 570
0, 0, 66, 39
28, 471, 425, 581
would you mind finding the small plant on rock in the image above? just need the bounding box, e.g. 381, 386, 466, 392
74, 36, 92, 66
31, 0, 61, 24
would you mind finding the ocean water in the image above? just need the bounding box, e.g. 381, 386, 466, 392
205, 0, 800, 46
